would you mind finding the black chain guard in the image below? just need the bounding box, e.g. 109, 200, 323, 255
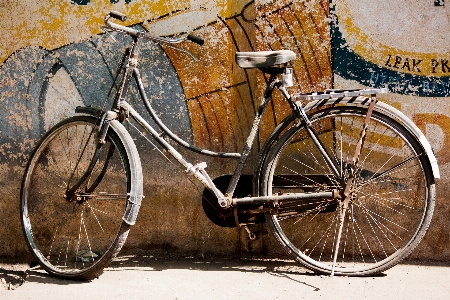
201, 175, 265, 228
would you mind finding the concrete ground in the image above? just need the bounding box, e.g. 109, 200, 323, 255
1, 255, 449, 299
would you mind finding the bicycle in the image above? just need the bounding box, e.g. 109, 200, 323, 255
20, 11, 440, 280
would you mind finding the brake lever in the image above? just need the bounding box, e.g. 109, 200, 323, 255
164, 44, 199, 62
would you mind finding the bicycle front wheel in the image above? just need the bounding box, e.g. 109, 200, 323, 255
261, 105, 435, 276
21, 115, 141, 280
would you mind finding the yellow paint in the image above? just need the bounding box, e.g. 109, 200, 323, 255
255, 0, 332, 142
0, 0, 231, 64
414, 113, 450, 165
337, 2, 449, 77
342, 121, 402, 149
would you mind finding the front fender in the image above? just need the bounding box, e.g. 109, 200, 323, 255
75, 106, 144, 225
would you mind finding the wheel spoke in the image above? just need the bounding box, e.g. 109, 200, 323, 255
263, 106, 434, 276
21, 116, 135, 279
331, 206, 346, 276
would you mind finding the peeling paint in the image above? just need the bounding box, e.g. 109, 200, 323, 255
0, 0, 448, 262
333, 0, 450, 261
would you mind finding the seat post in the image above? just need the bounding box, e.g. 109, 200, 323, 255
224, 72, 280, 200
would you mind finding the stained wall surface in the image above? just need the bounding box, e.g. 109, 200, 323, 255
0, 0, 448, 262
332, 0, 450, 261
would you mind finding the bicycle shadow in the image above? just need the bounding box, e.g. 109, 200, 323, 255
0, 261, 86, 290
0, 267, 28, 290
24, 254, 450, 289
21, 254, 323, 290
26, 252, 450, 291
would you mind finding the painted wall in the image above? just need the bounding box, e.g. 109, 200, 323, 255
0, 0, 448, 261
0, 0, 331, 259
332, 0, 450, 260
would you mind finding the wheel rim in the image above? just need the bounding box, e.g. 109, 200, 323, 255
264, 107, 432, 275
22, 118, 129, 275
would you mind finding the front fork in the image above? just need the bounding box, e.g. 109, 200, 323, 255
65, 111, 118, 200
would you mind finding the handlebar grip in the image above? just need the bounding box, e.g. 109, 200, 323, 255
187, 34, 205, 46
110, 11, 127, 22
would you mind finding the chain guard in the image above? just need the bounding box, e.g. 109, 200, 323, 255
201, 175, 265, 228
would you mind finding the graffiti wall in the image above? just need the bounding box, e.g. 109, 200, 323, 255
0, 0, 332, 258
0, 0, 447, 261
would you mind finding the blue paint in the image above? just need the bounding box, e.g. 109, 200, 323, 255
332, 15, 450, 97
0, 25, 192, 163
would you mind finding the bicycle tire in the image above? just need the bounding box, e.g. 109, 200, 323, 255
260, 105, 435, 276
21, 115, 142, 280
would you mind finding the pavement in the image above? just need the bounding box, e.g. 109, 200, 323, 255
1, 254, 449, 299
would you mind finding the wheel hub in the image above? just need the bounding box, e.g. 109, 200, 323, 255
64, 192, 89, 205
338, 174, 358, 213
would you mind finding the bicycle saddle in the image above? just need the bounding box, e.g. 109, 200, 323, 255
235, 50, 296, 68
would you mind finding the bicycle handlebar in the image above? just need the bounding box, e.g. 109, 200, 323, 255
104, 11, 205, 46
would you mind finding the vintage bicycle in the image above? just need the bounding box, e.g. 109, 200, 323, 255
20, 12, 440, 280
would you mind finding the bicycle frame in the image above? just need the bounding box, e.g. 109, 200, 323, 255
21, 11, 440, 279
93, 32, 339, 210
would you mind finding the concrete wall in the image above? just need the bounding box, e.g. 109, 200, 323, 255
0, 0, 448, 261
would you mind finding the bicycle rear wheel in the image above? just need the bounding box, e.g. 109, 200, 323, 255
21, 115, 141, 280
260, 105, 435, 276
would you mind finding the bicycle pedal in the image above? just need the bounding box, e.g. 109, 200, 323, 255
76, 250, 98, 263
